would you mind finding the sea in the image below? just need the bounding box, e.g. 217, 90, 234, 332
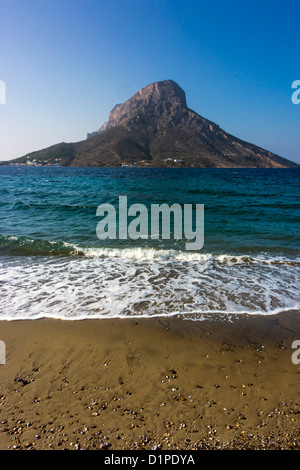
0, 166, 299, 321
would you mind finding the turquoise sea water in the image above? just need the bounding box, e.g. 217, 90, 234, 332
0, 166, 299, 320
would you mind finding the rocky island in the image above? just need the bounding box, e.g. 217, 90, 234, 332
7, 80, 298, 168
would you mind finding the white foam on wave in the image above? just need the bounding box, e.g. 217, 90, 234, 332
0, 247, 299, 321
76, 245, 300, 266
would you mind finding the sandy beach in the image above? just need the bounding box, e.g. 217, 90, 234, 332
0, 311, 299, 450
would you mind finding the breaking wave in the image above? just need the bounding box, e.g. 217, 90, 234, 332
0, 234, 299, 321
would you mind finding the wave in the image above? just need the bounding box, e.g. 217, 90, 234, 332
9, 201, 91, 211
0, 234, 299, 321
0, 234, 299, 266
0, 234, 84, 257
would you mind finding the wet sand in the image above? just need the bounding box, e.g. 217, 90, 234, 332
0, 311, 299, 450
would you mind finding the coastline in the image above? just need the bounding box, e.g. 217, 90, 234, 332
0, 311, 299, 450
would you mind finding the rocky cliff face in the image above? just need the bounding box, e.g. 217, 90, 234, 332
10, 80, 298, 168
89, 80, 222, 139
97, 80, 190, 133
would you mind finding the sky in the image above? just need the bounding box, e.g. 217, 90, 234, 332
0, 0, 299, 163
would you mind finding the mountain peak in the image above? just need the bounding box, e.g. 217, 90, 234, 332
132, 79, 187, 107
96, 80, 188, 134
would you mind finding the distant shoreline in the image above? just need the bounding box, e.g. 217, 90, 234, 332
1, 163, 299, 168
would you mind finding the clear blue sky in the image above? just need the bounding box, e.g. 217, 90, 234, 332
1, 0, 299, 163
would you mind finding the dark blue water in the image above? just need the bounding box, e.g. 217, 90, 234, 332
0, 166, 299, 320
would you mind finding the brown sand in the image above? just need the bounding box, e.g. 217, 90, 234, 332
0, 311, 299, 450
